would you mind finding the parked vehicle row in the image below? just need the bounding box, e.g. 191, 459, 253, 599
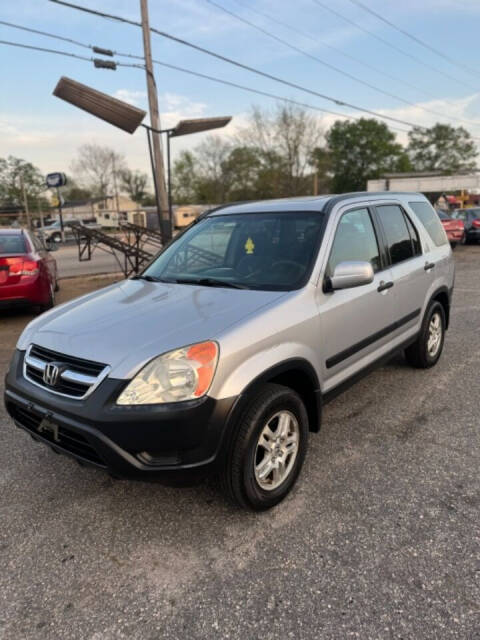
451, 207, 480, 244
436, 210, 465, 248
4, 192, 455, 510
38, 218, 101, 244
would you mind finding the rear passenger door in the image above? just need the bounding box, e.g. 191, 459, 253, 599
320, 206, 395, 385
373, 203, 428, 336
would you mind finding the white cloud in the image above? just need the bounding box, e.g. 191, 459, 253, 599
0, 93, 212, 177
113, 89, 147, 107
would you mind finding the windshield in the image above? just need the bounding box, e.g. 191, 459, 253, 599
143, 211, 324, 290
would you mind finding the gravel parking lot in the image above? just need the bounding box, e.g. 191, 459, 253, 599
0, 248, 479, 639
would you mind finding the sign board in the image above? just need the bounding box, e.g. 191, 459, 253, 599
46, 172, 67, 188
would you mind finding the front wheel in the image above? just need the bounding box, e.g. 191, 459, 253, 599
405, 301, 446, 369
220, 383, 309, 510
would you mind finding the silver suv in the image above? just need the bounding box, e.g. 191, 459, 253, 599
5, 192, 454, 510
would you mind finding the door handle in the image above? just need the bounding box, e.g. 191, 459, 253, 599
424, 261, 435, 271
377, 280, 393, 292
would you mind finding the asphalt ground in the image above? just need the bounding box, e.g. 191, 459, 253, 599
0, 248, 479, 639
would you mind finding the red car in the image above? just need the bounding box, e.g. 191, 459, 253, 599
436, 210, 465, 248
0, 228, 58, 310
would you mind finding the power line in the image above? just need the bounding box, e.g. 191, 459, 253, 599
346, 0, 478, 78
203, 0, 479, 128
0, 39, 142, 69
150, 58, 410, 134
0, 34, 408, 132
229, 0, 441, 102
46, 0, 480, 133
0, 19, 91, 50
310, 0, 478, 93
0, 18, 144, 61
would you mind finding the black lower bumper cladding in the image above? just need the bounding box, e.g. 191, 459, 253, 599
4, 349, 236, 484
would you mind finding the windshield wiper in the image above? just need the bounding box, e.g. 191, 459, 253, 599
131, 274, 163, 282
171, 277, 248, 289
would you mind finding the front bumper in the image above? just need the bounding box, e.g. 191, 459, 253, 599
4, 349, 237, 483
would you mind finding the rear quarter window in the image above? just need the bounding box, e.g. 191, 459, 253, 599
409, 201, 448, 247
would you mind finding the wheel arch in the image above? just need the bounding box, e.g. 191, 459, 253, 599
429, 285, 450, 329
226, 358, 322, 435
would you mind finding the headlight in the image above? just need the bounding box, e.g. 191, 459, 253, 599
116, 341, 219, 405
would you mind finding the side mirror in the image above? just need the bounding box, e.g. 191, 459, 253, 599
329, 261, 374, 290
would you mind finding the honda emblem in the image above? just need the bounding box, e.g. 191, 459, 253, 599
43, 363, 60, 386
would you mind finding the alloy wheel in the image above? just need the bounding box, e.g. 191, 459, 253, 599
254, 410, 300, 491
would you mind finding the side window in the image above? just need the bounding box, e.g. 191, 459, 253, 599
328, 208, 380, 274
376, 205, 414, 265
409, 201, 448, 247
404, 213, 422, 256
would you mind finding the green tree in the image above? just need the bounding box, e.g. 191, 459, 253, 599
240, 104, 323, 197
407, 124, 477, 173
0, 156, 48, 210
318, 118, 408, 192
71, 144, 126, 197
172, 150, 198, 204
119, 169, 149, 204
60, 178, 92, 203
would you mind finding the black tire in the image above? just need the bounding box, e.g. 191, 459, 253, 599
51, 232, 62, 244
38, 284, 55, 314
405, 301, 446, 369
220, 383, 309, 511
450, 242, 457, 250
461, 233, 468, 245
54, 279, 60, 292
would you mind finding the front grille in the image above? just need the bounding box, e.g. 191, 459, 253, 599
24, 344, 109, 399
9, 403, 106, 467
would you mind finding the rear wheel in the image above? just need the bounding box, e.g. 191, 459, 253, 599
38, 283, 55, 313
405, 301, 445, 369
220, 383, 309, 510
450, 242, 457, 250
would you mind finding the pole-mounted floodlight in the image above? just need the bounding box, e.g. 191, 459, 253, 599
53, 76, 146, 134
53, 76, 232, 229
170, 117, 232, 138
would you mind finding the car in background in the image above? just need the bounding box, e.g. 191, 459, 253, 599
39, 218, 100, 244
451, 208, 480, 244
436, 210, 465, 248
0, 228, 58, 311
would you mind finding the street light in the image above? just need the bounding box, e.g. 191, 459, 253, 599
53, 77, 232, 235
143, 117, 232, 218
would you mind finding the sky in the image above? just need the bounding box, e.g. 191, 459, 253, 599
1, 0, 480, 185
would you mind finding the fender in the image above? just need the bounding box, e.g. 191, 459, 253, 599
425, 284, 451, 328
214, 358, 322, 464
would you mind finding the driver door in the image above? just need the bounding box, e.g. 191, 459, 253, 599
318, 206, 395, 390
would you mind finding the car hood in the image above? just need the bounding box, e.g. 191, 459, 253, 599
17, 279, 286, 378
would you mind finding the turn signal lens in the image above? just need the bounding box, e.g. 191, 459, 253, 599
116, 341, 219, 405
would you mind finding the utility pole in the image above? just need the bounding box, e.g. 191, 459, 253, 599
19, 173, 31, 230
139, 0, 171, 241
